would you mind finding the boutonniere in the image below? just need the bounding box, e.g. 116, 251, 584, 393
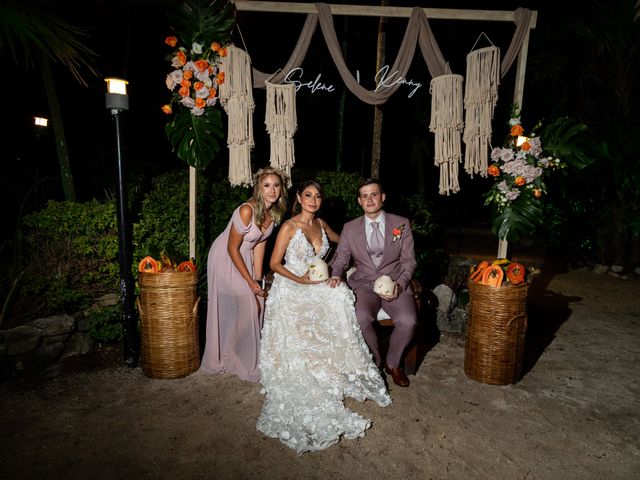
392, 224, 405, 242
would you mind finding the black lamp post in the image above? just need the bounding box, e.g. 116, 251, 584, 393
105, 78, 138, 367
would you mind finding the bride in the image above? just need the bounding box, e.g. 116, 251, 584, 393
257, 180, 391, 454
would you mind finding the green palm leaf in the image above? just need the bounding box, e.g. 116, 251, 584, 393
489, 194, 544, 243
165, 108, 224, 169
541, 117, 593, 170
165, 0, 236, 46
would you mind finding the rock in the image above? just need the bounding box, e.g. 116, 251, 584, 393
610, 265, 624, 273
95, 292, 120, 307
43, 333, 72, 344
62, 332, 95, 358
4, 326, 42, 355
593, 264, 609, 275
436, 306, 468, 334
432, 284, 457, 313
34, 342, 65, 363
74, 312, 91, 332
26, 314, 75, 337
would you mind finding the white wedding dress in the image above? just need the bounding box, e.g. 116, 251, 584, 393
257, 228, 391, 454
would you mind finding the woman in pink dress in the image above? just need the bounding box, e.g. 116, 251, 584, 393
200, 167, 288, 382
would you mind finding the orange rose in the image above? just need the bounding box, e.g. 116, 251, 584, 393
510, 124, 524, 136
176, 50, 187, 66
161, 104, 172, 115
183, 70, 193, 80
533, 188, 542, 198
487, 164, 500, 177
208, 87, 217, 98
165, 36, 178, 47
521, 142, 531, 151
217, 72, 225, 85
195, 98, 206, 108
179, 86, 190, 97
180, 79, 191, 88
211, 42, 221, 52
194, 81, 205, 91
514, 176, 526, 186
194, 59, 209, 72
219, 47, 228, 57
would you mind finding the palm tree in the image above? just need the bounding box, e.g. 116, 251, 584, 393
0, 0, 98, 202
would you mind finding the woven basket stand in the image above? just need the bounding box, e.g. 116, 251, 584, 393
464, 280, 529, 385
138, 271, 200, 379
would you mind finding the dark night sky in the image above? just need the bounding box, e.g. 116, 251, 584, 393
2, 0, 566, 224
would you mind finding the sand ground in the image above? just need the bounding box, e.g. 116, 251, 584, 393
1, 248, 639, 479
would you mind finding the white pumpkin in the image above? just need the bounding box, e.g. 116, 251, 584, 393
308, 259, 329, 281
374, 275, 395, 296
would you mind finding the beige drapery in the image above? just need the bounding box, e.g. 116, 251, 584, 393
246, 4, 533, 192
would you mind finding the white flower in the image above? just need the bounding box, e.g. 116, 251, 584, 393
508, 116, 521, 126
490, 147, 501, 161
166, 70, 183, 90
500, 148, 515, 162
191, 42, 203, 55
180, 97, 195, 108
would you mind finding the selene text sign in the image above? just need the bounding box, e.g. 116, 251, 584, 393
284, 66, 423, 98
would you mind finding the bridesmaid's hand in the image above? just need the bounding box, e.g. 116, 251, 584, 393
248, 278, 264, 296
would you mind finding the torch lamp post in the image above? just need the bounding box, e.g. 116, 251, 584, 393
105, 78, 139, 367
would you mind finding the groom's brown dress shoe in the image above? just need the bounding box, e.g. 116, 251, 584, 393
385, 365, 410, 387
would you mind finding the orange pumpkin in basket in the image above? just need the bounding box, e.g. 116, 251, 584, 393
481, 265, 505, 287
506, 262, 526, 285
138, 256, 158, 273
469, 261, 490, 283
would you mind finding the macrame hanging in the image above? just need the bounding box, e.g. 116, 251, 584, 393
265, 81, 297, 186
463, 44, 500, 178
429, 74, 464, 196
218, 45, 255, 186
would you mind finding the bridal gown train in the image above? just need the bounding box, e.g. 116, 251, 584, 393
257, 227, 391, 454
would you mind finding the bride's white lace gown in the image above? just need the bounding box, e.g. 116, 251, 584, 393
257, 228, 391, 454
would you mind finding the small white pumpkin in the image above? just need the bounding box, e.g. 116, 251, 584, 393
308, 258, 329, 281
374, 275, 395, 296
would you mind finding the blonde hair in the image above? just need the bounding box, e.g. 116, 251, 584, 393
252, 167, 288, 227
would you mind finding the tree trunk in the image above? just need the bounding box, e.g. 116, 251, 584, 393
41, 58, 76, 202
370, 0, 389, 179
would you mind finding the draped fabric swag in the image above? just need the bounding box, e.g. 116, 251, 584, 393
233, 3, 533, 192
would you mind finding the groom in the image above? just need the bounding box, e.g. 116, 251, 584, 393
329, 178, 417, 387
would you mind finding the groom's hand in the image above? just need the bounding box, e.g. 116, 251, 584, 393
327, 276, 342, 288
378, 283, 402, 301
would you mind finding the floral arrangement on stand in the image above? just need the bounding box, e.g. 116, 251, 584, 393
161, 0, 236, 169
485, 106, 564, 242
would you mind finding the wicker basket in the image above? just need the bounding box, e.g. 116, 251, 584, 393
464, 280, 529, 385
138, 271, 200, 379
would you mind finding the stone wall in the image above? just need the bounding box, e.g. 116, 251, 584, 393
0, 313, 95, 378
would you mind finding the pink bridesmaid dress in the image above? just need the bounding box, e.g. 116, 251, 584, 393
200, 203, 274, 382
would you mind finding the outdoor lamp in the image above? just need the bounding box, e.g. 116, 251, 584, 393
516, 135, 529, 147
34, 116, 49, 128
105, 76, 138, 367
105, 77, 129, 111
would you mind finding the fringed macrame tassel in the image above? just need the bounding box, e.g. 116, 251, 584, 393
463, 46, 500, 178
429, 74, 464, 196
219, 45, 255, 186
265, 82, 297, 187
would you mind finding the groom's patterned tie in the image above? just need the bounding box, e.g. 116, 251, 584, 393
369, 221, 384, 267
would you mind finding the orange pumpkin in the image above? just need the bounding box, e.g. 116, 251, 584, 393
481, 265, 505, 287
506, 262, 526, 285
470, 261, 490, 283
138, 256, 158, 274
177, 260, 197, 272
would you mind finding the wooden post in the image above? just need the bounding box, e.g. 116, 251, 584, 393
189, 167, 197, 260
371, 0, 389, 179
497, 11, 537, 259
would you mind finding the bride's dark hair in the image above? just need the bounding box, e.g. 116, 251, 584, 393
291, 180, 323, 215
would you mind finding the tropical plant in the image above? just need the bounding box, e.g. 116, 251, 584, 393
161, 0, 236, 169
0, 0, 98, 201
530, 0, 640, 265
